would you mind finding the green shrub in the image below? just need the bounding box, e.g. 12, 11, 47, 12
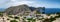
32, 19, 36, 22
28, 20, 30, 22
10, 20, 18, 22
0, 13, 3, 17
8, 16, 13, 18
27, 18, 33, 20
14, 16, 19, 19
7, 18, 10, 20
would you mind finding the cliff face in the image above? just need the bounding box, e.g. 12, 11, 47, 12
5, 4, 31, 15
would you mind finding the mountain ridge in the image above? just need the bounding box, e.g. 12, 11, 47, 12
5, 4, 31, 15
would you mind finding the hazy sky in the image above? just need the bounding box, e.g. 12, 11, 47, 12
0, 0, 60, 8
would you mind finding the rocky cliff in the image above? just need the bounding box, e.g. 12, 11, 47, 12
5, 4, 31, 15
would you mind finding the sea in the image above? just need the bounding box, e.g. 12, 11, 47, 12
45, 8, 60, 14
0, 8, 6, 12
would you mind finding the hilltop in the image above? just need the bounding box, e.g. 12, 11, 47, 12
5, 4, 31, 15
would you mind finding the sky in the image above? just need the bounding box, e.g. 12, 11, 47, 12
0, 0, 60, 8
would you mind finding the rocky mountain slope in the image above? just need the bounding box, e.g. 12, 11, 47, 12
5, 4, 31, 15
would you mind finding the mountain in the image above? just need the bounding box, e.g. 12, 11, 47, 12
29, 7, 36, 11
32, 7, 45, 14
5, 4, 31, 15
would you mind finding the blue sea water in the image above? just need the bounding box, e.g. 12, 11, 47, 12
45, 8, 60, 14
0, 8, 5, 12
